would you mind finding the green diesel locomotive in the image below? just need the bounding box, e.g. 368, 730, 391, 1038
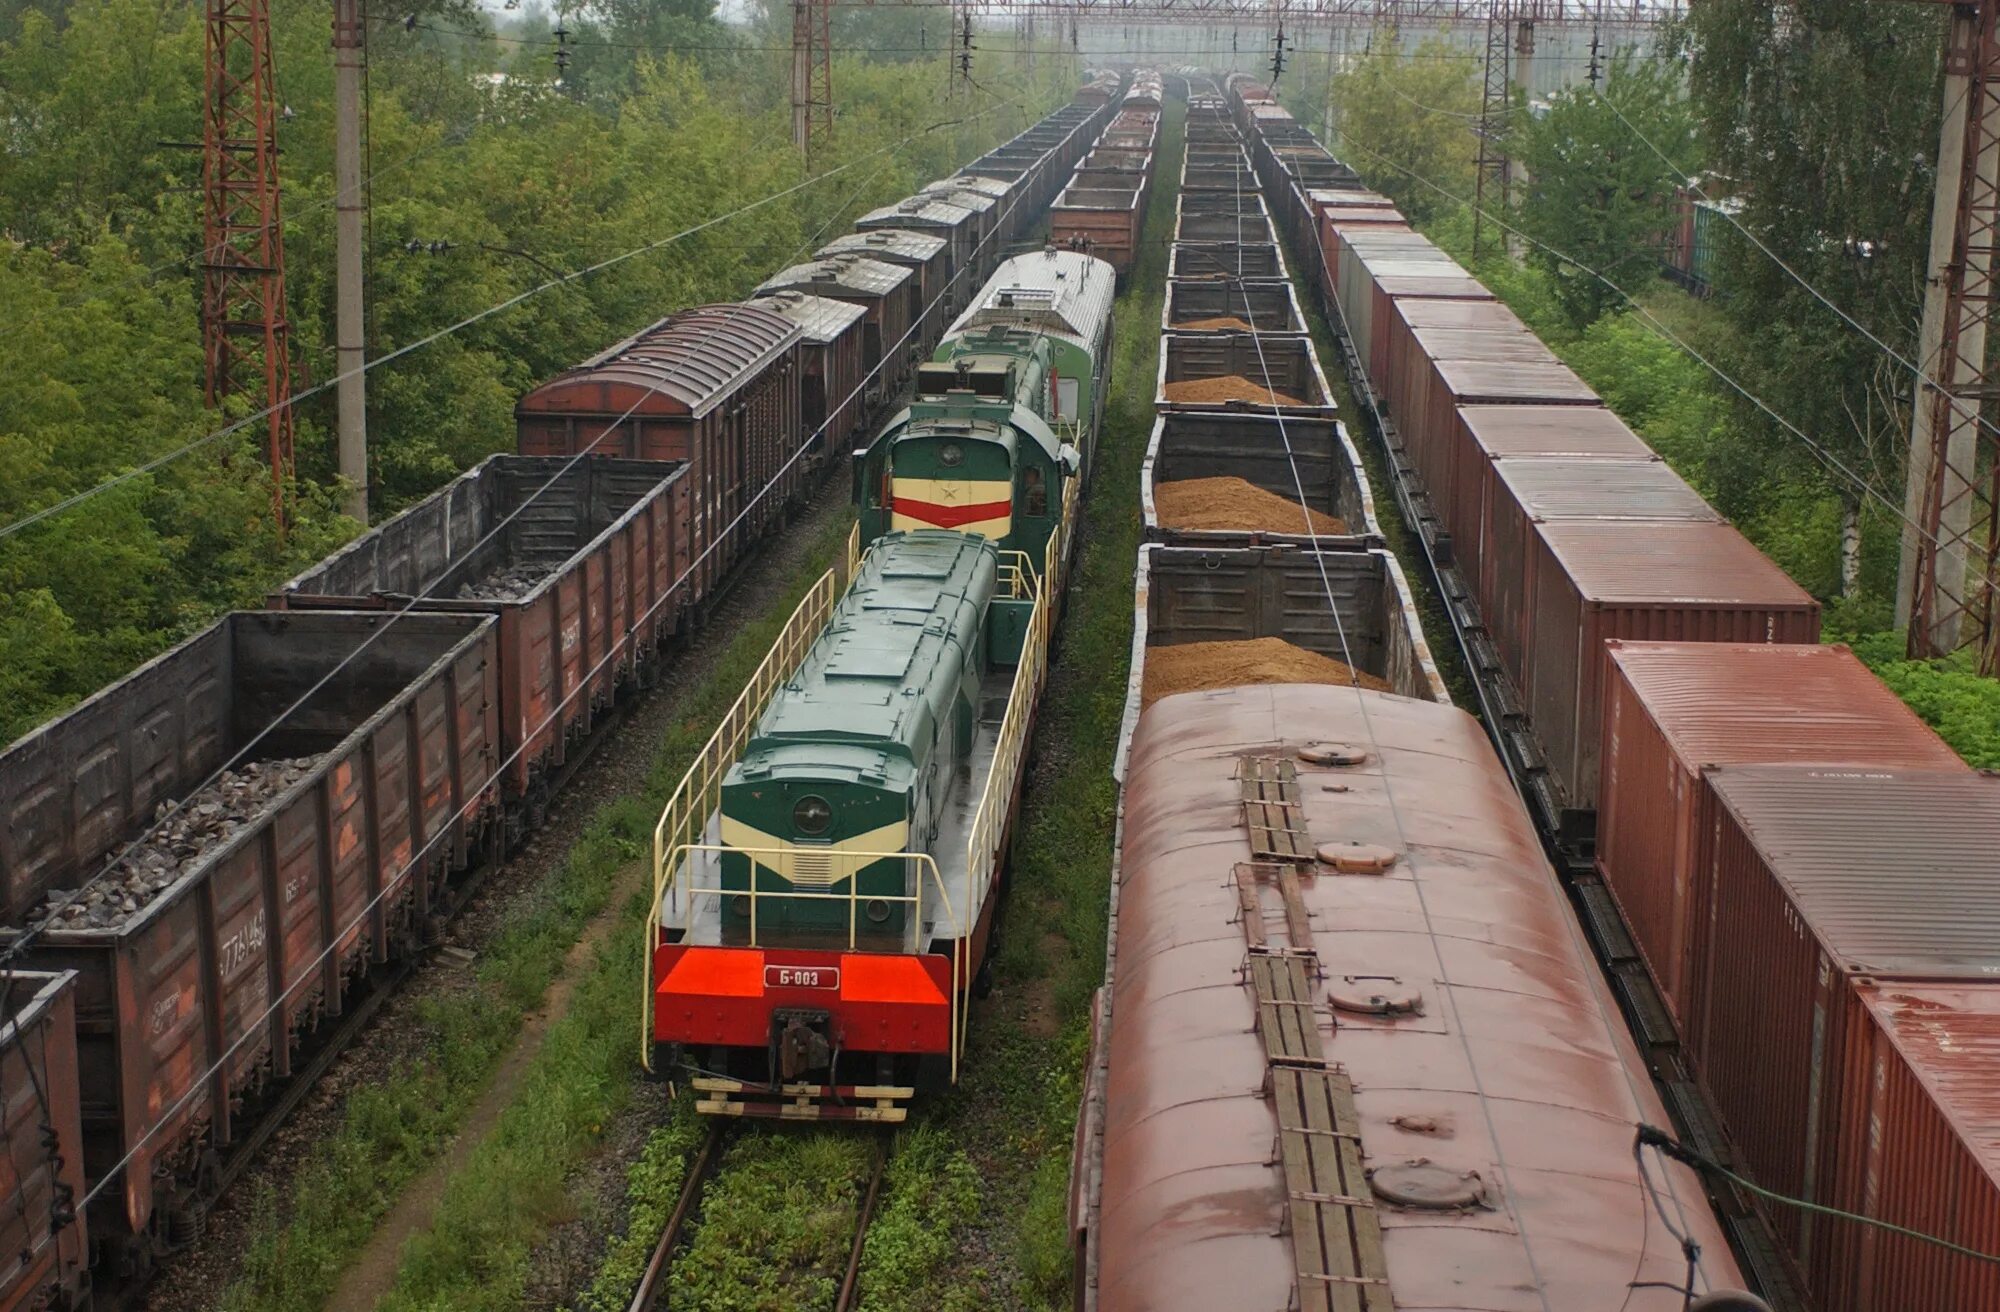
645, 250, 1115, 1119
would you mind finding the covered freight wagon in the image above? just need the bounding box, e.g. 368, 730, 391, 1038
515, 303, 803, 603
855, 196, 979, 311
748, 291, 870, 460
755, 255, 921, 399
270, 455, 691, 825
2, 610, 499, 1263
816, 228, 952, 357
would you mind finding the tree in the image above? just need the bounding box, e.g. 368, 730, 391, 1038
1327, 37, 1480, 224
1509, 54, 1698, 330
1684, 0, 1947, 602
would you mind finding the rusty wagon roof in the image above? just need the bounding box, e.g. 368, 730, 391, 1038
756, 254, 912, 299
518, 303, 800, 419
1096, 684, 1746, 1311
1704, 765, 2000, 978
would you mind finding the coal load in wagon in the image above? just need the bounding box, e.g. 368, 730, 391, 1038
34, 755, 323, 929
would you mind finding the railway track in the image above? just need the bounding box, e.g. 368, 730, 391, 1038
624, 1126, 890, 1312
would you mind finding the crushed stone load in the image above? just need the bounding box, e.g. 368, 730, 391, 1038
1163, 374, 1305, 407
1174, 315, 1257, 331
456, 558, 559, 600
1155, 476, 1349, 536
1142, 637, 1393, 708
37, 756, 325, 929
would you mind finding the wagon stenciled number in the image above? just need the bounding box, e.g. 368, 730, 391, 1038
765, 965, 840, 990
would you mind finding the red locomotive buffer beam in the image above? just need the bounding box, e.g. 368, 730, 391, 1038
202, 0, 296, 526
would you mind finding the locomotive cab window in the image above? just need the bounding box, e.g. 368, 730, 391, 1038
1022, 465, 1047, 517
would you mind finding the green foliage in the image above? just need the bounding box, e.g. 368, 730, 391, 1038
1326, 40, 1480, 223
855, 1126, 981, 1312
1836, 632, 2000, 769
1510, 55, 1698, 329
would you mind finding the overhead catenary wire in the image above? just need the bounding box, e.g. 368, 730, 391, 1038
0, 105, 1012, 543
1326, 122, 2000, 605
0, 87, 1037, 957
0, 105, 1064, 1227
1226, 107, 1727, 1298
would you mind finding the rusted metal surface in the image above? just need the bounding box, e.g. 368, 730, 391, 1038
1519, 518, 1820, 812
1156, 333, 1336, 417
1087, 685, 1746, 1311
1597, 642, 1968, 1039
1140, 411, 1379, 551
1829, 983, 2000, 1312
1443, 405, 1654, 554
271, 456, 689, 803
1162, 278, 1305, 335
4, 611, 500, 1247
0, 971, 88, 1312
1127, 544, 1447, 710
1392, 332, 1572, 488
1168, 240, 1288, 282
748, 291, 870, 458
517, 305, 804, 604
754, 255, 919, 390
1695, 766, 2000, 1307
1052, 184, 1148, 275
1476, 457, 1718, 658
1377, 297, 1528, 420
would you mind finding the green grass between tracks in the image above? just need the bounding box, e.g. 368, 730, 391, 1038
572, 101, 1187, 1312
215, 512, 856, 1312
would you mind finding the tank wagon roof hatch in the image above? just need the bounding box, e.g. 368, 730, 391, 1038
946, 249, 1115, 348
818, 229, 948, 262
523, 303, 799, 419
745, 291, 868, 343
1705, 766, 2000, 978
756, 254, 911, 298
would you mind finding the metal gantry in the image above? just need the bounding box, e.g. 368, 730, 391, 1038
201, 0, 294, 526
854, 0, 1679, 28
1902, 0, 2000, 672
792, 0, 834, 160
1470, 0, 1511, 257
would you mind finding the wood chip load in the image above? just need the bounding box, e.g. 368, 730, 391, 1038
1175, 315, 1256, 331
1155, 476, 1348, 536
1142, 637, 1395, 707
1163, 374, 1304, 406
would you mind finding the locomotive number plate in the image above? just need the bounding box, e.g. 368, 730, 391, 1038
765, 965, 841, 990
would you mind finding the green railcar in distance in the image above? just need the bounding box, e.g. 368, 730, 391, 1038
854, 249, 1116, 565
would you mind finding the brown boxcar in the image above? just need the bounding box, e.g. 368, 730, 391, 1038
1476, 457, 1718, 664
1156, 332, 1336, 418
1596, 642, 1967, 1037
754, 255, 919, 397
1078, 685, 1749, 1311
269, 455, 689, 814
1, 971, 88, 1312
815, 229, 951, 355
1168, 240, 1287, 282
1445, 403, 1655, 554
1140, 412, 1379, 552
6, 610, 499, 1257
1393, 333, 1573, 489
1051, 185, 1146, 275
747, 292, 869, 460
1377, 297, 1534, 440
515, 303, 803, 606
1519, 518, 1820, 813
1695, 766, 2000, 1311
916, 183, 1003, 280
1161, 278, 1304, 335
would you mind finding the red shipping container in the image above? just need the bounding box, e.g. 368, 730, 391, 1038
1696, 767, 2000, 1311
1402, 361, 1600, 526
1520, 519, 1819, 812
1445, 405, 1654, 556
1379, 303, 1531, 438
1399, 330, 1568, 492
1596, 642, 1968, 1036
1476, 457, 1717, 671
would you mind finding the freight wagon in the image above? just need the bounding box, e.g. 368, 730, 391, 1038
1051, 185, 1148, 276
270, 455, 691, 833
1141, 412, 1378, 551
855, 197, 981, 312
1, 971, 88, 1312
815, 229, 953, 359
749, 292, 871, 461
1161, 277, 1304, 335
755, 256, 921, 400
515, 303, 804, 605
1156, 331, 1336, 418
2, 610, 499, 1272
1075, 682, 1757, 1311
1167, 240, 1288, 282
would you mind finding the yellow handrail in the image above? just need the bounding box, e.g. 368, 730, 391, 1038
643, 570, 841, 1069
